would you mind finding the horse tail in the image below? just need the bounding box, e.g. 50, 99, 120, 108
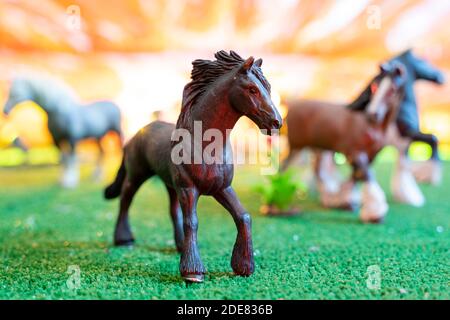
104, 157, 126, 199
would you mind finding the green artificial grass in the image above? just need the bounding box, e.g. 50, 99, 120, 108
0, 158, 449, 300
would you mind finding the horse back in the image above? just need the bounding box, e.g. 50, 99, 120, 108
125, 121, 176, 187
286, 99, 371, 153
85, 101, 121, 120
79, 101, 122, 137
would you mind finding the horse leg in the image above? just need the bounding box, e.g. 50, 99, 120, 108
92, 138, 105, 182
388, 125, 425, 207
300, 149, 317, 190
353, 154, 388, 223
56, 140, 67, 185
315, 151, 334, 207
214, 186, 254, 276
314, 151, 346, 207
408, 131, 442, 185
317, 151, 340, 185
314, 151, 358, 211
166, 186, 184, 253
178, 187, 205, 283
114, 175, 145, 246
280, 148, 300, 171
54, 139, 67, 171
320, 179, 360, 212
282, 148, 316, 192
392, 152, 426, 207
61, 141, 79, 188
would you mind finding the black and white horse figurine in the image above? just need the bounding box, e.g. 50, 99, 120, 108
348, 49, 445, 206
3, 77, 122, 188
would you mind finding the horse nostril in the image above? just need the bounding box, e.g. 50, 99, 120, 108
273, 119, 281, 129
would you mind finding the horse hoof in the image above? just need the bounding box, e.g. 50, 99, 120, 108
338, 202, 359, 212
233, 270, 254, 277
61, 181, 78, 189
114, 239, 135, 247
183, 274, 204, 283
362, 216, 385, 224
232, 259, 255, 277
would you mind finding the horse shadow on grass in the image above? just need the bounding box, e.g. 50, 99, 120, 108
301, 206, 362, 226
4, 238, 238, 285
309, 213, 362, 226
262, 201, 362, 226
138, 244, 179, 255
2, 240, 181, 284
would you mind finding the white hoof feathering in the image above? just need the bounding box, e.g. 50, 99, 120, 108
61, 171, 79, 188
360, 181, 388, 223
316, 174, 340, 195
318, 182, 336, 208
412, 160, 442, 186
320, 151, 342, 193
302, 166, 317, 192
319, 181, 360, 209
60, 159, 79, 188
392, 171, 425, 207
391, 158, 425, 207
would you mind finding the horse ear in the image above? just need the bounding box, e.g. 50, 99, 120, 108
241, 56, 254, 73
255, 58, 263, 67
379, 62, 391, 73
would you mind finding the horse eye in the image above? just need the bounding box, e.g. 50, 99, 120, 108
249, 87, 259, 95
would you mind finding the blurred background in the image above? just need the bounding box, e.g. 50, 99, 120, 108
0, 0, 449, 166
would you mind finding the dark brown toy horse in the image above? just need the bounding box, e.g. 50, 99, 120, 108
105, 51, 282, 283
282, 63, 405, 223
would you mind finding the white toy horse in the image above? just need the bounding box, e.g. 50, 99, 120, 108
3, 76, 122, 188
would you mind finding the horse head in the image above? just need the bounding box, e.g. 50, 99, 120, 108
3, 78, 33, 115
228, 55, 282, 135
365, 61, 406, 129
398, 49, 445, 84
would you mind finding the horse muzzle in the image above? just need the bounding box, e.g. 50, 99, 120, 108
260, 118, 282, 135
3, 101, 13, 115
435, 73, 445, 85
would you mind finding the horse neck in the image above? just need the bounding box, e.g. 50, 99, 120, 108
177, 79, 241, 139
22, 81, 52, 114
31, 85, 72, 116
380, 86, 405, 131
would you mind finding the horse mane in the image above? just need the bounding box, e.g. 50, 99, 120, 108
179, 50, 271, 120
347, 69, 406, 114
346, 74, 382, 111
14, 75, 77, 106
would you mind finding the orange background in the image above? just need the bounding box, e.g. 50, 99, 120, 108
0, 0, 449, 147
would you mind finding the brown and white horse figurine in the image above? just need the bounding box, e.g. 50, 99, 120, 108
282, 63, 405, 223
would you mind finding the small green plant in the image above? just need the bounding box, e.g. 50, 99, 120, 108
253, 168, 307, 212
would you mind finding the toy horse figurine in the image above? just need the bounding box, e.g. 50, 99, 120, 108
3, 77, 122, 188
283, 62, 405, 223
105, 51, 282, 283
348, 49, 445, 206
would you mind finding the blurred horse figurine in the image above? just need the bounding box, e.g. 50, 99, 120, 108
3, 77, 122, 188
348, 49, 445, 206
105, 51, 282, 282
283, 62, 405, 223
